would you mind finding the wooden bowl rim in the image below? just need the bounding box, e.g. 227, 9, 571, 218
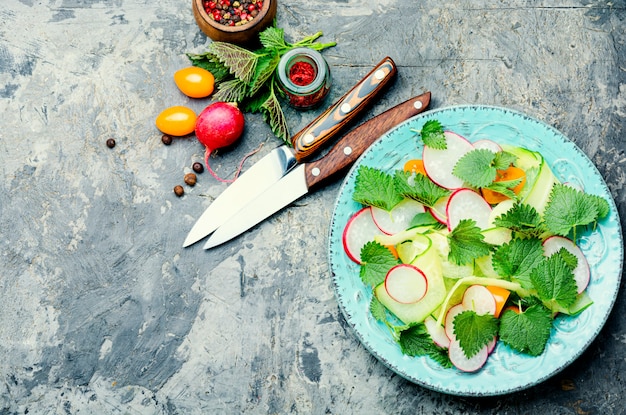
194, 0, 272, 34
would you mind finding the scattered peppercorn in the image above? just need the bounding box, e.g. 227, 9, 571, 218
192, 162, 204, 174
184, 173, 197, 186
174, 185, 185, 197
203, 0, 262, 27
162, 134, 173, 145
106, 138, 116, 148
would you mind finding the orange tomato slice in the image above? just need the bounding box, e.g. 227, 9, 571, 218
486, 285, 511, 318
481, 166, 526, 205
403, 159, 427, 176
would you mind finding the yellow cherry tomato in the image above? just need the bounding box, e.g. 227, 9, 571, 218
174, 67, 215, 98
155, 106, 197, 136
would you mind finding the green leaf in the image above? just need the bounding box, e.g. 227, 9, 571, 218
530, 252, 579, 310
212, 78, 249, 103
499, 304, 552, 356
187, 52, 232, 82
493, 202, 544, 237
248, 53, 280, 97
208, 41, 261, 84
394, 170, 450, 207
359, 241, 399, 287
369, 295, 388, 323
453, 310, 499, 358
419, 120, 446, 149
491, 238, 545, 289
453, 149, 498, 188
447, 219, 492, 265
259, 26, 289, 50
353, 166, 404, 211
543, 184, 600, 236
397, 323, 452, 368
259, 85, 290, 143
409, 212, 445, 229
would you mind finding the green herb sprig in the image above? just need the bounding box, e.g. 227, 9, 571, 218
187, 25, 336, 144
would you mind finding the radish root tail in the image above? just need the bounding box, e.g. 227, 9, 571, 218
204, 142, 265, 183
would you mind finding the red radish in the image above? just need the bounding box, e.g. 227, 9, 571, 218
429, 195, 449, 224
542, 235, 591, 293
422, 131, 474, 189
195, 102, 250, 183
371, 199, 426, 235
446, 188, 493, 231
472, 139, 502, 153
461, 285, 497, 316
449, 338, 489, 372
486, 336, 497, 354
424, 315, 450, 348
444, 304, 466, 341
384, 264, 428, 304
342, 207, 383, 264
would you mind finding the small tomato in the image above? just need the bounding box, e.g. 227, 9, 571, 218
155, 106, 197, 136
174, 67, 215, 98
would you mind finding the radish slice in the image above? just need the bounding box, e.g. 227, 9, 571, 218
371, 199, 426, 235
342, 207, 382, 264
422, 131, 474, 190
384, 264, 428, 304
462, 285, 497, 316
424, 315, 450, 348
444, 304, 466, 340
473, 139, 502, 153
446, 188, 493, 231
486, 336, 497, 354
429, 195, 449, 224
542, 235, 591, 293
449, 338, 489, 372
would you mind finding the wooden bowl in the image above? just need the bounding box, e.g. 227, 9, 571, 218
192, 0, 277, 46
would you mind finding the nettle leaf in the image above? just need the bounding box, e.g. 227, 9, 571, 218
453, 149, 498, 188
248, 53, 280, 97
398, 324, 452, 368
369, 295, 388, 323
359, 241, 399, 287
447, 219, 491, 265
259, 26, 289, 50
260, 86, 290, 143
209, 41, 260, 84
394, 170, 450, 207
353, 166, 403, 211
530, 253, 578, 310
453, 310, 499, 358
499, 304, 552, 356
213, 78, 249, 103
543, 184, 599, 236
419, 120, 446, 149
492, 238, 544, 289
493, 202, 544, 236
187, 52, 231, 82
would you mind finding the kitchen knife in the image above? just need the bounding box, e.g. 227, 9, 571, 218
203, 92, 431, 249
183, 57, 398, 247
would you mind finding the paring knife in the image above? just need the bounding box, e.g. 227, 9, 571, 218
203, 92, 431, 249
183, 57, 398, 247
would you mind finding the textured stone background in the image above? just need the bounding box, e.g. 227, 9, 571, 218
1, 0, 625, 413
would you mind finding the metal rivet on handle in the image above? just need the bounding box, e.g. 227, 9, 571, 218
374, 69, 386, 80
414, 100, 423, 110
311, 167, 321, 177
303, 133, 315, 145
341, 103, 351, 113
344, 146, 353, 155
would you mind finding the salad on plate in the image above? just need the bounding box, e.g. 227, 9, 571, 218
340, 119, 610, 372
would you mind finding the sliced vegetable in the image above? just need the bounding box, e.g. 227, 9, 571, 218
371, 199, 426, 235
461, 285, 497, 316
448, 338, 489, 372
446, 188, 493, 231
485, 285, 511, 318
542, 235, 590, 293
384, 264, 428, 304
342, 207, 382, 264
472, 139, 502, 153
481, 166, 527, 204
403, 159, 427, 175
422, 131, 474, 189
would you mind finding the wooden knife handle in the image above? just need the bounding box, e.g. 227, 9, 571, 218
290, 57, 397, 163
304, 92, 431, 189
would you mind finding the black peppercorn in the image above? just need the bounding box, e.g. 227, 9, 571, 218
192, 162, 204, 174
106, 138, 116, 148
162, 134, 173, 145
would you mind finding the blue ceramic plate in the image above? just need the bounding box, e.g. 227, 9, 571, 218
328, 105, 623, 396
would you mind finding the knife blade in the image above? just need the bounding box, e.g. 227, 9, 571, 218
203, 92, 431, 249
183, 57, 398, 247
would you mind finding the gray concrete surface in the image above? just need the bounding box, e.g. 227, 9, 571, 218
1, 0, 625, 413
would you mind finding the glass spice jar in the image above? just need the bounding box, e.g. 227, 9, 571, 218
277, 47, 331, 110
